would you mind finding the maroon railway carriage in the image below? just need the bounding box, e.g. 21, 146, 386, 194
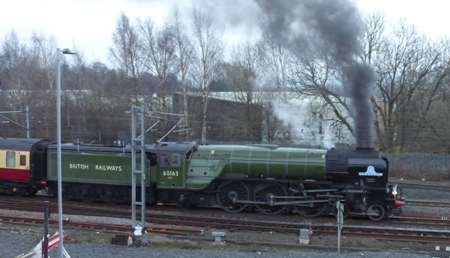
0, 138, 51, 195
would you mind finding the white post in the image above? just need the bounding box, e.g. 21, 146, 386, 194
337, 201, 344, 253
55, 48, 75, 258
56, 48, 64, 258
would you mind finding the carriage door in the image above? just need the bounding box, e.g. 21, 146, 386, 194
157, 152, 185, 188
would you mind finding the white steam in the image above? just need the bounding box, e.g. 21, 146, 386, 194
271, 98, 336, 149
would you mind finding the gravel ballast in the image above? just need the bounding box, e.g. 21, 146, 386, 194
0, 229, 434, 258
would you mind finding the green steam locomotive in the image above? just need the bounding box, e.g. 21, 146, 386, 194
44, 140, 403, 221
0, 138, 403, 221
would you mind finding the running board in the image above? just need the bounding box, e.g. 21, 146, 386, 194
233, 198, 336, 206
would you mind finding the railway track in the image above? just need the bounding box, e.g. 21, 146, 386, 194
5, 195, 450, 217
0, 215, 201, 235
394, 182, 450, 192
145, 213, 450, 244
405, 199, 450, 208
2, 197, 450, 244
3, 208, 450, 245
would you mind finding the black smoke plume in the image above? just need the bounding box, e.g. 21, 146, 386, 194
255, 0, 377, 148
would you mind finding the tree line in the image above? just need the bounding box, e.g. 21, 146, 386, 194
1, 8, 449, 153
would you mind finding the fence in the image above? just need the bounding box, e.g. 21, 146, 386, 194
384, 153, 450, 175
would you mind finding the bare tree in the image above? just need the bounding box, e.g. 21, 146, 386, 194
362, 12, 386, 65
109, 13, 147, 104
189, 8, 225, 144
30, 32, 57, 138
229, 41, 260, 100
0, 31, 32, 102
62, 44, 87, 137
372, 20, 450, 152
31, 32, 56, 90
364, 13, 450, 153
256, 23, 297, 143
361, 12, 388, 150
169, 8, 193, 140
137, 17, 177, 136
224, 41, 262, 141
257, 25, 293, 97
0, 30, 36, 136
290, 43, 356, 144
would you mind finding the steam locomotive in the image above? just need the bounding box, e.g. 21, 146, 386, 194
0, 137, 404, 221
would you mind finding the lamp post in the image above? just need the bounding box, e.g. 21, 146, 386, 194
55, 47, 75, 258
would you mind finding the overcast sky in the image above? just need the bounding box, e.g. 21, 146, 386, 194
2, 0, 449, 68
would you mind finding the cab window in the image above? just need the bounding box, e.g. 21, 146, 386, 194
160, 153, 180, 166
185, 150, 193, 161
6, 151, 15, 168
161, 153, 170, 166
170, 154, 180, 166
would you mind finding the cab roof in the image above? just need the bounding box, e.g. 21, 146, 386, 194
150, 142, 198, 152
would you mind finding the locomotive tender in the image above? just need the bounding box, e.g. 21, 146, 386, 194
0, 137, 404, 221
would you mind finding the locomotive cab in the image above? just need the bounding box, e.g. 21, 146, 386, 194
153, 142, 197, 189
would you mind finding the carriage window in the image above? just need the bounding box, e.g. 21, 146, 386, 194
171, 154, 180, 166
20, 155, 26, 166
6, 151, 15, 168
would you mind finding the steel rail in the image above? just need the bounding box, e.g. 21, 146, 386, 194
0, 215, 201, 235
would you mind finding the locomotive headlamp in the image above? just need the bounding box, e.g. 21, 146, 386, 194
392, 186, 398, 196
